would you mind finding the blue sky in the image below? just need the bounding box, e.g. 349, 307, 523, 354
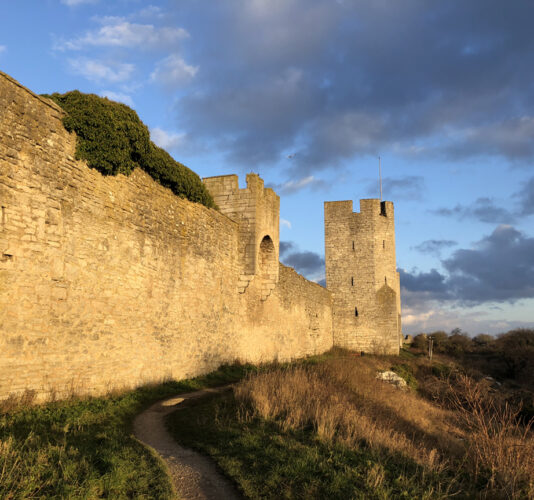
1, 0, 533, 335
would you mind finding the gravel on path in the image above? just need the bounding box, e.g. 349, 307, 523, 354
133, 387, 242, 500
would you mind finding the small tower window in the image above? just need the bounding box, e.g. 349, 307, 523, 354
354, 307, 359, 317
352, 241, 355, 251
383, 240, 385, 249
351, 277, 354, 286
385, 276, 387, 284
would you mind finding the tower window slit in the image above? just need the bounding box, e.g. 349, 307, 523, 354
351, 277, 354, 286
352, 241, 355, 251
354, 307, 358, 317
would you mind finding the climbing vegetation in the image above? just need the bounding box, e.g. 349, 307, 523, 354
42, 91, 216, 209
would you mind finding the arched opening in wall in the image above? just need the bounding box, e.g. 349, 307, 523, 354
259, 235, 277, 300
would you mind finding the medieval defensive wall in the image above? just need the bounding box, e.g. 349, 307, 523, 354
0, 71, 401, 402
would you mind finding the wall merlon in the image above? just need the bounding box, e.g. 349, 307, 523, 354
245, 172, 264, 191
324, 200, 354, 220
359, 198, 382, 216
202, 174, 239, 196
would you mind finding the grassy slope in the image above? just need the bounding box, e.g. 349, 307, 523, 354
2, 351, 532, 499
167, 352, 534, 499
167, 393, 448, 500
0, 363, 252, 499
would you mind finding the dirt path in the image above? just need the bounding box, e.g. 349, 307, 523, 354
133, 387, 242, 500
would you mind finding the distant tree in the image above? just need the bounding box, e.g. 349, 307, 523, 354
428, 331, 448, 352
473, 334, 495, 347
412, 333, 428, 350
496, 329, 534, 381
447, 332, 472, 355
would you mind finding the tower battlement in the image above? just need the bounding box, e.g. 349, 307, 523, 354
203, 173, 279, 299
325, 198, 402, 354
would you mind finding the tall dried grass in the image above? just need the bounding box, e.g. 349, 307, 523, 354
447, 373, 534, 498
0, 390, 36, 415
234, 356, 534, 497
235, 358, 460, 472
0, 437, 22, 499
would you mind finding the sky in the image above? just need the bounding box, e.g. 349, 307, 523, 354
1, 0, 533, 336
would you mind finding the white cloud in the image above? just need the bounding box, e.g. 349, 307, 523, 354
100, 90, 134, 107
56, 19, 188, 51
280, 218, 292, 229
400, 293, 534, 336
0, 45, 6, 54
68, 58, 134, 83
61, 0, 99, 6
276, 175, 326, 194
136, 6, 165, 19
402, 308, 436, 326
313, 273, 326, 286
150, 127, 186, 151
150, 54, 198, 87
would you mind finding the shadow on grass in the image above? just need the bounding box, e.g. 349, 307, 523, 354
166, 391, 460, 500
0, 362, 255, 499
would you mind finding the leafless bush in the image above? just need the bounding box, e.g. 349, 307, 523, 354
447, 374, 534, 498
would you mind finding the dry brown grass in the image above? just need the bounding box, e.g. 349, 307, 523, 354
234, 355, 534, 498
446, 373, 534, 498
235, 357, 460, 472
0, 437, 22, 498
0, 390, 37, 415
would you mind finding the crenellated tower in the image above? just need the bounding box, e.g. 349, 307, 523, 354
324, 199, 401, 354
203, 173, 280, 300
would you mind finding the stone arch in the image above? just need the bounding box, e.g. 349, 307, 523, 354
258, 235, 277, 300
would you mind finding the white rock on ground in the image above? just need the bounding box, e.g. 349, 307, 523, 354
376, 371, 408, 389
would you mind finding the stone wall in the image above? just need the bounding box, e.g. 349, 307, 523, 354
203, 174, 280, 299
0, 71, 333, 401
324, 199, 401, 354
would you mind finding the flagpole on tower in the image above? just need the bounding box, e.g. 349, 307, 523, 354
379, 156, 383, 201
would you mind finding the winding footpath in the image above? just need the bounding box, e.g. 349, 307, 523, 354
133, 387, 241, 500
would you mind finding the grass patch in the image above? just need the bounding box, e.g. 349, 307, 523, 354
167, 354, 534, 499
167, 392, 454, 499
390, 363, 418, 391
2, 351, 532, 498
0, 362, 253, 499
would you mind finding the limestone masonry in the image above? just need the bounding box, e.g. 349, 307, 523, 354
325, 200, 402, 354
0, 71, 401, 401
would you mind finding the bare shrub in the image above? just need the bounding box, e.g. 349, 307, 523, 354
447, 374, 534, 498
